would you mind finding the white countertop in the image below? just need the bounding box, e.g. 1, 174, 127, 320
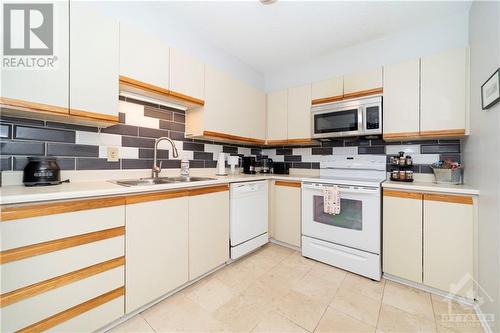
0, 174, 305, 205
0, 173, 479, 205
382, 180, 480, 196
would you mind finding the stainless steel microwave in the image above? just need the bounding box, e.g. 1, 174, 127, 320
311, 96, 382, 138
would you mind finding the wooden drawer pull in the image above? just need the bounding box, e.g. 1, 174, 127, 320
0, 227, 124, 264
0, 257, 124, 308
126, 190, 189, 204
424, 193, 473, 205
275, 181, 301, 188
383, 189, 422, 200
188, 185, 229, 196
16, 286, 125, 333
1, 197, 125, 222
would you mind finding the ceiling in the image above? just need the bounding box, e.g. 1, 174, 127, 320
142, 1, 471, 74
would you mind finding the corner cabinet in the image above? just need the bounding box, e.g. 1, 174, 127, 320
272, 181, 302, 248
125, 191, 189, 313
266, 90, 288, 143
169, 48, 205, 101
69, 1, 119, 122
119, 23, 170, 91
382, 189, 475, 298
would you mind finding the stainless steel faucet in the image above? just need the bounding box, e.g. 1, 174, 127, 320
152, 137, 179, 178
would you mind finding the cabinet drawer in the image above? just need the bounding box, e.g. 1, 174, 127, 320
1, 236, 124, 294
1, 205, 125, 251
1, 267, 124, 332
46, 296, 124, 333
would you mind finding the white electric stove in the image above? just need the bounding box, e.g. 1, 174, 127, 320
301, 155, 386, 280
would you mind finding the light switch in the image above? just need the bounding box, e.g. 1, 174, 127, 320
107, 147, 119, 162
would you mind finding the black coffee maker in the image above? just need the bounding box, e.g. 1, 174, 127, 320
260, 158, 273, 173
242, 156, 256, 174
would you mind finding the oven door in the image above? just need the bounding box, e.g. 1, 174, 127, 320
301, 182, 381, 254
312, 106, 362, 139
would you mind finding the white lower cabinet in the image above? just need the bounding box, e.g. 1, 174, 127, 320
383, 191, 423, 283
423, 195, 474, 297
273, 181, 301, 247
382, 190, 475, 298
126, 195, 189, 313
188, 189, 230, 280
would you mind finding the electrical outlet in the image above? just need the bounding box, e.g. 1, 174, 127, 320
107, 147, 119, 162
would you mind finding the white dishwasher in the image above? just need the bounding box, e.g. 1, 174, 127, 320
230, 180, 269, 259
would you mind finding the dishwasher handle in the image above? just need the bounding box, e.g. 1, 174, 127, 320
232, 182, 266, 194
302, 182, 379, 194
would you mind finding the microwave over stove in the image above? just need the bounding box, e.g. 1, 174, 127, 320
311, 96, 382, 138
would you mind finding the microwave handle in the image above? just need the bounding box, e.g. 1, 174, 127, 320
360, 106, 366, 132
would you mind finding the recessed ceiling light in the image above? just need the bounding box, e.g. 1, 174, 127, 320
259, 0, 277, 5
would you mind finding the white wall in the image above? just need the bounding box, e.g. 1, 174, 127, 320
265, 12, 469, 91
464, 2, 500, 332
89, 1, 265, 90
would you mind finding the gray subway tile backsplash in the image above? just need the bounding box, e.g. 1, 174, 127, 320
14, 125, 75, 143
47, 143, 99, 157
0, 97, 462, 173
1, 141, 45, 155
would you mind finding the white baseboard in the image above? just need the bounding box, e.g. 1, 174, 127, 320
269, 238, 301, 251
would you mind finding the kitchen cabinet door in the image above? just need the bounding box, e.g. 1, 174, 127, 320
311, 76, 343, 104
383, 58, 420, 139
70, 1, 119, 120
287, 84, 312, 140
266, 90, 288, 142
188, 188, 229, 280
170, 47, 204, 101
119, 23, 170, 90
423, 194, 474, 297
273, 181, 301, 247
343, 67, 383, 98
246, 86, 267, 141
126, 195, 189, 313
0, 0, 69, 114
420, 48, 468, 136
382, 190, 423, 283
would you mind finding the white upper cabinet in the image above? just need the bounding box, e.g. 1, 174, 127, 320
119, 23, 170, 90
287, 84, 312, 140
169, 48, 205, 101
383, 58, 420, 138
0, 0, 69, 113
343, 67, 383, 97
246, 86, 266, 140
311, 76, 343, 103
420, 48, 468, 135
70, 1, 119, 119
266, 90, 288, 141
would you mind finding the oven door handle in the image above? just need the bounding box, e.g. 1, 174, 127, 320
302, 183, 379, 194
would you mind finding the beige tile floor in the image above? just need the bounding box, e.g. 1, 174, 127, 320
109, 244, 483, 333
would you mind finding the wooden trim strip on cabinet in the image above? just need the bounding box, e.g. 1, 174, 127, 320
311, 95, 344, 105
419, 129, 466, 137
342, 87, 383, 99
0, 227, 125, 264
286, 138, 313, 145
188, 185, 229, 196
0, 257, 125, 308
0, 96, 68, 115
203, 131, 266, 145
1, 197, 126, 222
265, 139, 289, 145
383, 189, 422, 200
119, 75, 204, 107
275, 181, 301, 188
125, 190, 189, 205
423, 193, 473, 205
69, 108, 119, 123
17, 286, 125, 333
383, 132, 421, 140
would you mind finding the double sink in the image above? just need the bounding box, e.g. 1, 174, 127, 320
112, 176, 216, 187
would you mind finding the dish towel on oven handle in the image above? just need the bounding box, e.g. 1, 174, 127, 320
323, 185, 341, 215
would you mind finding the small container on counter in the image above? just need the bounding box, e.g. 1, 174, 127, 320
405, 155, 413, 166
405, 170, 414, 180
180, 159, 190, 176
399, 152, 406, 165
399, 170, 406, 180
391, 170, 399, 180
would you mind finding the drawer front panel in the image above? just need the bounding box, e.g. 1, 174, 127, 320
1, 236, 124, 293
1, 267, 124, 332
1, 206, 125, 251
46, 296, 124, 333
